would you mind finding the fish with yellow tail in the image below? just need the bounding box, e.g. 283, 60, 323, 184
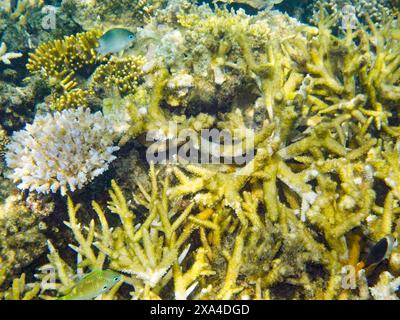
58, 269, 122, 300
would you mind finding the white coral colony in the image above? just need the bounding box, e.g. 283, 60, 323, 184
5, 108, 119, 196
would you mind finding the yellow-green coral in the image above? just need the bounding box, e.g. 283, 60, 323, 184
90, 56, 145, 95
37, 166, 216, 299
0, 271, 40, 300
35, 10, 400, 299
50, 88, 90, 111
3, 1, 400, 301
27, 30, 106, 83
0, 192, 54, 289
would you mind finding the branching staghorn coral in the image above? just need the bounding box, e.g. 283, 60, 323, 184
0, 270, 40, 300
2, 0, 400, 300
51, 88, 90, 112
76, 6, 400, 298
133, 3, 303, 113
38, 163, 332, 300
0, 0, 43, 18
0, 0, 44, 29
5, 108, 119, 195
37, 165, 216, 299
0, 42, 22, 65
123, 4, 400, 299
307, 0, 398, 26
369, 271, 400, 300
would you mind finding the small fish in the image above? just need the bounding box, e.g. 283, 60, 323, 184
217, 0, 283, 10
59, 269, 121, 300
359, 235, 398, 275
96, 28, 136, 56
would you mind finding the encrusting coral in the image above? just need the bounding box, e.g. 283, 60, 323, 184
61, 0, 165, 31
0, 193, 54, 279
2, 0, 400, 300
0, 74, 46, 132
5, 108, 120, 196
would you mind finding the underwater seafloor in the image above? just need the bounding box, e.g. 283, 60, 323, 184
0, 0, 400, 300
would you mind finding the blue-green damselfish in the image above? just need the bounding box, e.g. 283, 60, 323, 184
58, 269, 122, 300
96, 28, 136, 56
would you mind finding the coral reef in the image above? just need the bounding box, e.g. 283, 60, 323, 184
306, 0, 398, 26
369, 271, 400, 300
1, 0, 400, 301
61, 0, 166, 31
131, 2, 302, 112
36, 170, 215, 299
5, 108, 119, 195
50, 88, 90, 111
0, 0, 80, 55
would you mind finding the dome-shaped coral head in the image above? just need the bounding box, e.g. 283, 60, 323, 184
5, 108, 119, 196
96, 28, 136, 56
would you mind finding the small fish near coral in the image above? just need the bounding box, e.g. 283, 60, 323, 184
216, 0, 283, 9
58, 269, 122, 300
96, 28, 136, 56
358, 236, 398, 276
